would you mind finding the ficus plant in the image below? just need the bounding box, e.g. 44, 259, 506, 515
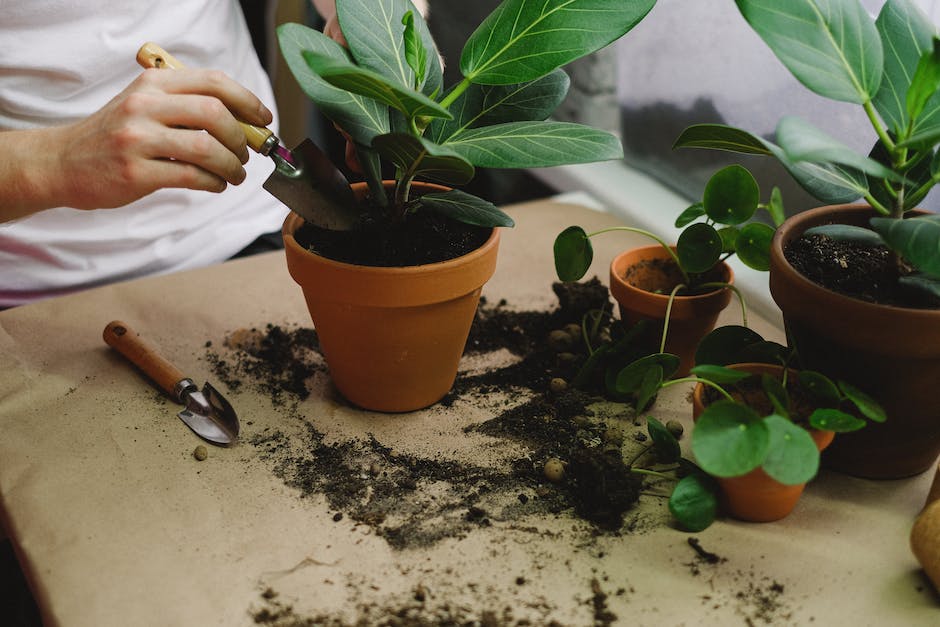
275, 0, 656, 230
553, 164, 783, 288
674, 0, 940, 300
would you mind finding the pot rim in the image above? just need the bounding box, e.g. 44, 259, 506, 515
609, 244, 735, 303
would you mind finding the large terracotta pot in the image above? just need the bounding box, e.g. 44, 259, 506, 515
282, 181, 500, 412
769, 204, 940, 478
609, 245, 733, 376
691, 362, 835, 522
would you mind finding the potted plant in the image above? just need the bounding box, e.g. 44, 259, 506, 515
673, 0, 940, 478
274, 0, 657, 411
553, 164, 783, 375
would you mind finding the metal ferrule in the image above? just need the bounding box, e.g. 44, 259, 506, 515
258, 134, 279, 157
173, 378, 198, 404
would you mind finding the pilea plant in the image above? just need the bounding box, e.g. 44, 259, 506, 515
276, 0, 656, 230
553, 164, 783, 287
675, 0, 940, 300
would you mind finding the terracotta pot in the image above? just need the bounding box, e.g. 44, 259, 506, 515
769, 204, 940, 478
282, 181, 500, 412
609, 245, 733, 376
691, 363, 834, 522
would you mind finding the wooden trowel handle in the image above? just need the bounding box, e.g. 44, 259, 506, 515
103, 320, 186, 398
135, 42, 275, 154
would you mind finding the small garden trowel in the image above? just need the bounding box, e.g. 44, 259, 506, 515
136, 42, 357, 230
103, 321, 239, 446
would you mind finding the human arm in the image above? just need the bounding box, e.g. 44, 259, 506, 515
0, 67, 273, 223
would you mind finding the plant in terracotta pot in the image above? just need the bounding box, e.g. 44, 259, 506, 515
673, 0, 940, 477
274, 0, 657, 411
634, 347, 885, 530
553, 164, 783, 377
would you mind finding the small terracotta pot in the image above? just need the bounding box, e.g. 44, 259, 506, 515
691, 363, 835, 522
609, 245, 733, 376
282, 181, 500, 412
770, 204, 940, 478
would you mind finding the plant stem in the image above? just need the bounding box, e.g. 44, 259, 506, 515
863, 99, 896, 153
698, 282, 747, 327
438, 77, 471, 109
661, 377, 735, 402
587, 226, 689, 284
625, 443, 654, 468
863, 191, 891, 216
630, 468, 676, 481
660, 284, 685, 353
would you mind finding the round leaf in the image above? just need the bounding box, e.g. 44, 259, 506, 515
798, 371, 842, 405
675, 203, 705, 228
615, 353, 681, 394
646, 416, 681, 464
808, 408, 866, 433
636, 364, 664, 412
669, 474, 719, 532
553, 226, 592, 282
692, 401, 768, 478
688, 364, 751, 385
736, 340, 790, 365
838, 381, 888, 423
702, 164, 760, 225
761, 414, 820, 485
677, 223, 722, 274
717, 226, 740, 253
695, 325, 765, 366
735, 222, 775, 271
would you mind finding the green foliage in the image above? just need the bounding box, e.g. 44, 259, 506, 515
676, 0, 940, 300
277, 0, 657, 229
553, 165, 782, 287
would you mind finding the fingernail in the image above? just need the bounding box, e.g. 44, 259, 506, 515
258, 103, 273, 124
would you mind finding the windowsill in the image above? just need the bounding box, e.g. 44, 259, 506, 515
530, 161, 783, 329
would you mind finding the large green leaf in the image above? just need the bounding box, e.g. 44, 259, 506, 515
776, 116, 901, 181
692, 401, 769, 478
760, 414, 820, 485
669, 473, 718, 532
873, 0, 937, 136
694, 325, 765, 366
735, 0, 884, 104
702, 165, 760, 225
302, 51, 452, 120
417, 189, 515, 227
870, 214, 940, 277
676, 223, 722, 274
673, 124, 773, 155
906, 38, 940, 123
615, 353, 681, 394
460, 0, 656, 85
736, 222, 775, 271
445, 121, 623, 168
765, 142, 868, 203
429, 70, 570, 144
276, 23, 389, 146
337, 0, 442, 96
372, 133, 474, 184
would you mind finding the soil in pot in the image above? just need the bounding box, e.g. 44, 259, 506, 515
622, 257, 727, 297
294, 208, 490, 267
785, 232, 940, 309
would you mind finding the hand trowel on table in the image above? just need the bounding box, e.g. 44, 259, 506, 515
136, 42, 357, 231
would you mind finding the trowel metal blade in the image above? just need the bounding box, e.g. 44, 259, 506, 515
177, 383, 239, 446
263, 138, 358, 231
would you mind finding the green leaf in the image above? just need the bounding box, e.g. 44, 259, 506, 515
735, 0, 884, 104
761, 414, 820, 485
717, 226, 739, 254
302, 50, 453, 120
808, 408, 867, 432
554, 226, 593, 282
417, 190, 515, 228
636, 365, 664, 412
695, 325, 765, 366
804, 224, 886, 246
907, 38, 940, 122
873, 0, 937, 136
460, 0, 656, 85
615, 353, 681, 394
776, 116, 901, 181
735, 222, 775, 271
899, 272, 940, 299
703, 165, 760, 225
669, 474, 719, 532
673, 124, 773, 155
444, 121, 623, 168
838, 380, 888, 423
276, 23, 389, 146
337, 0, 442, 96
646, 417, 681, 464
870, 215, 940, 278
765, 141, 868, 204
767, 186, 786, 227
677, 223, 722, 274
737, 341, 791, 365
761, 374, 790, 419
692, 400, 769, 478
798, 370, 842, 405
675, 203, 706, 228
429, 70, 570, 144
371, 133, 474, 185
401, 10, 428, 89
689, 364, 752, 385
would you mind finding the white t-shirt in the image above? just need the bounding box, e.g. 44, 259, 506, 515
0, 0, 289, 307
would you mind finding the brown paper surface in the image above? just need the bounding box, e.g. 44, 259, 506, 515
0, 200, 936, 626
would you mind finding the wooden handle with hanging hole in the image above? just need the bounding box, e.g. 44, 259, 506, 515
135, 42, 275, 154
103, 320, 186, 397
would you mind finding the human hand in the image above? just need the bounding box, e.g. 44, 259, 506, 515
54, 67, 273, 210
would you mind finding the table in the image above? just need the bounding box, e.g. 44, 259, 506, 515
1, 200, 936, 626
